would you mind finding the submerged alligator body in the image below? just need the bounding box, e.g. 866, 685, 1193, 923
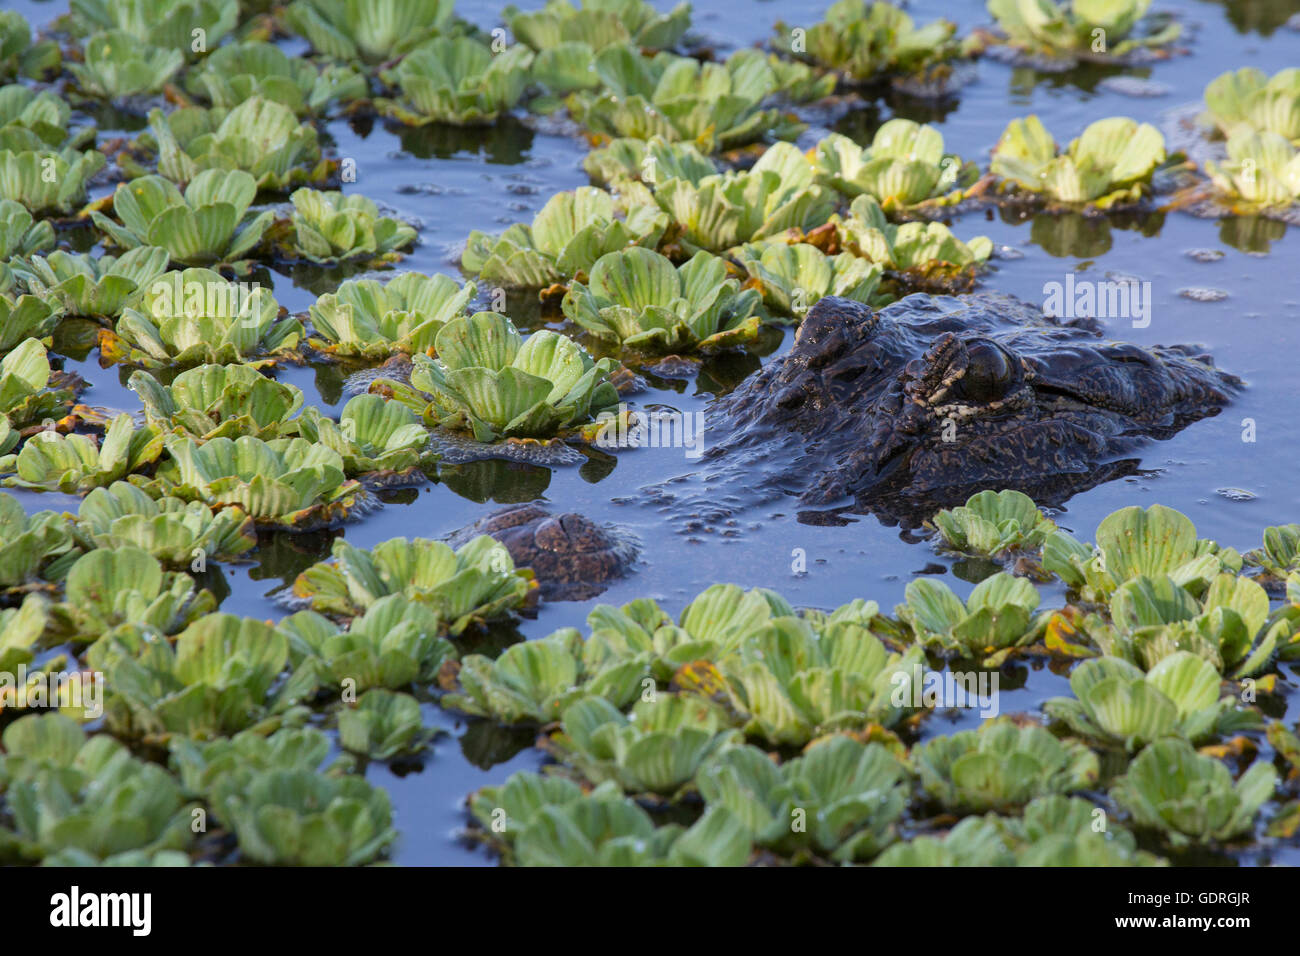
696, 292, 1239, 526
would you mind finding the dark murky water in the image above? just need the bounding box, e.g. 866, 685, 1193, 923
11, 0, 1300, 864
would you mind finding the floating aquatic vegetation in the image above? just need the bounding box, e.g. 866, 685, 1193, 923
1243, 522, 1300, 584
654, 141, 836, 254
984, 0, 1180, 60
872, 815, 1012, 865
185, 42, 368, 116
529, 41, 606, 99
68, 0, 238, 54
929, 489, 1058, 559
441, 628, 648, 722
0, 199, 54, 260
1110, 738, 1277, 847
735, 241, 883, 318
0, 294, 58, 355
92, 173, 276, 269
142, 99, 326, 191
462, 186, 667, 289
47, 546, 216, 643
337, 689, 433, 759
86, 612, 310, 740
0, 495, 79, 596
307, 273, 474, 358
168, 726, 336, 798
73, 481, 257, 566
0, 146, 105, 216
911, 721, 1099, 812
1202, 67, 1300, 143
773, 0, 960, 83
836, 196, 993, 282
561, 247, 762, 353
0, 594, 51, 676
0, 338, 79, 434
1205, 128, 1300, 209
0, 713, 195, 864
506, 0, 691, 53
469, 772, 750, 865
8, 247, 170, 321
812, 121, 977, 211
284, 189, 417, 264
150, 434, 366, 530
0, 413, 164, 494
213, 767, 396, 865
284, 0, 456, 64
377, 37, 534, 127
1044, 652, 1241, 751
895, 572, 1044, 665
570, 44, 803, 153
101, 268, 300, 368
991, 115, 1166, 208
291, 534, 532, 631
582, 135, 717, 188
279, 593, 456, 692
545, 694, 741, 795
67, 30, 184, 100
130, 363, 305, 442
697, 736, 909, 862
0, 85, 94, 153
399, 312, 621, 442
0, 14, 58, 83
297, 393, 432, 476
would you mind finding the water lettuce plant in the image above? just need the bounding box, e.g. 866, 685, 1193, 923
167, 726, 335, 799
1044, 652, 1237, 750
92, 172, 275, 269
836, 195, 993, 281
812, 122, 977, 211
291, 534, 532, 631
1110, 738, 1276, 846
0, 494, 80, 595
377, 38, 534, 126
561, 247, 763, 353
0, 146, 105, 216
1, 413, 164, 494
337, 689, 433, 759
296, 393, 433, 476
1202, 67, 1300, 143
571, 44, 802, 153
146, 99, 326, 191
991, 115, 1166, 208
1205, 128, 1300, 209
0, 85, 93, 153
546, 694, 740, 795
73, 481, 256, 566
150, 435, 366, 530
284, 0, 456, 64
279, 593, 456, 692
582, 135, 718, 189
985, 0, 1180, 59
69, 0, 238, 54
102, 269, 301, 368
0, 294, 58, 355
735, 241, 883, 318
929, 489, 1058, 558
653, 141, 836, 254
402, 312, 621, 442
895, 572, 1044, 664
441, 627, 648, 722
911, 721, 1099, 812
462, 186, 667, 289
306, 272, 474, 358
697, 736, 909, 862
130, 363, 305, 442
0, 199, 54, 260
67, 30, 184, 99
9, 247, 170, 321
186, 42, 368, 116
773, 0, 959, 82
0, 713, 195, 863
1244, 522, 1300, 583
286, 189, 417, 264
0, 12, 60, 82
0, 338, 79, 433
506, 0, 691, 53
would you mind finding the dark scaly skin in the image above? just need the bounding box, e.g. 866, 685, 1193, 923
706, 292, 1240, 524
448, 503, 638, 601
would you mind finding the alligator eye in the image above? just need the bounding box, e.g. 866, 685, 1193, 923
957, 340, 1015, 402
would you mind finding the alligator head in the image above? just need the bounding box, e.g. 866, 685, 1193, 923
704, 292, 1240, 524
